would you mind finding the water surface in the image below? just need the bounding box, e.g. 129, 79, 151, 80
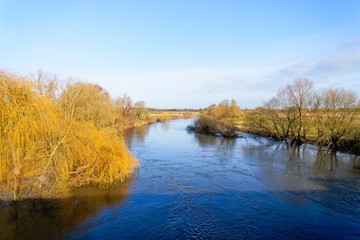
1, 119, 360, 239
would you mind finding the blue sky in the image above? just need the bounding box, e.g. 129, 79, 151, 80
1, 0, 359, 108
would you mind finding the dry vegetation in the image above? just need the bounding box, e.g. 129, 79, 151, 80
0, 70, 146, 200
188, 99, 243, 137
190, 79, 360, 154
243, 78, 360, 153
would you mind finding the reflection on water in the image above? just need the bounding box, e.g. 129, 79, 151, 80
160, 122, 170, 132
1, 119, 360, 239
0, 177, 134, 240
124, 125, 151, 145
240, 136, 360, 185
191, 132, 236, 149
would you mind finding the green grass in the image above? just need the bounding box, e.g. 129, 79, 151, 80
230, 117, 246, 126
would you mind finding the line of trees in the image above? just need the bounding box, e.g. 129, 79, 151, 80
245, 78, 360, 151
0, 70, 147, 200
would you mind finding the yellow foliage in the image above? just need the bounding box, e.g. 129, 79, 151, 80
206, 99, 243, 119
59, 82, 115, 128
0, 71, 139, 200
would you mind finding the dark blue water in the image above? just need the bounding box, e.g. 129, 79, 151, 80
1, 119, 360, 239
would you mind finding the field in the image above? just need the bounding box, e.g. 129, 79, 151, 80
148, 110, 199, 122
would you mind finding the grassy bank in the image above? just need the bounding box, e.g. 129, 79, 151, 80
235, 79, 360, 155
190, 79, 360, 155
236, 119, 360, 155
149, 110, 198, 122
120, 110, 199, 131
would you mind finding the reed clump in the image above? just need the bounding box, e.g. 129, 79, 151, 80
0, 70, 139, 200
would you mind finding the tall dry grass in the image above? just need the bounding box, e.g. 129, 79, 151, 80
0, 71, 139, 200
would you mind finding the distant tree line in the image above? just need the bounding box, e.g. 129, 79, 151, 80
148, 108, 200, 111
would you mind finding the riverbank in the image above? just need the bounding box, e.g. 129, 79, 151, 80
237, 125, 360, 155
4, 118, 358, 240
0, 110, 198, 201
188, 112, 360, 155
121, 110, 199, 130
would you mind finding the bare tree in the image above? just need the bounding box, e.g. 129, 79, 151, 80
30, 69, 58, 99
310, 90, 326, 138
315, 88, 359, 149
264, 97, 293, 140
281, 78, 313, 143
115, 94, 133, 117
134, 100, 148, 120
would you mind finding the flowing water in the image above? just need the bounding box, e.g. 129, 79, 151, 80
1, 119, 360, 239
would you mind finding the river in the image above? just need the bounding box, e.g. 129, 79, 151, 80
1, 119, 360, 239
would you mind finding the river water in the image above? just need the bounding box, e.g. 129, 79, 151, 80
1, 119, 360, 239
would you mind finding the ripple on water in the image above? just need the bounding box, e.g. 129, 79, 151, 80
1, 119, 360, 239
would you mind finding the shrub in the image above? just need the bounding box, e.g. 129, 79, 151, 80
0, 71, 139, 200
188, 114, 238, 137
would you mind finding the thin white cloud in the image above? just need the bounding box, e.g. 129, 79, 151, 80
105, 66, 278, 108
103, 37, 360, 109
279, 37, 360, 79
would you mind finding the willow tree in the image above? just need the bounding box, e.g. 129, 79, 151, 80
0, 71, 139, 200
59, 82, 115, 128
